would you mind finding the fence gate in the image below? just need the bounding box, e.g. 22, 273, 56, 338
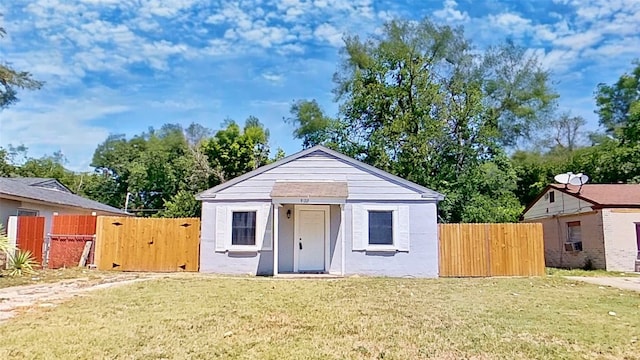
16, 216, 46, 265
48, 215, 98, 269
439, 223, 545, 277
95, 216, 200, 272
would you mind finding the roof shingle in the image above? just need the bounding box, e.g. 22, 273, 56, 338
270, 181, 349, 198
550, 183, 640, 207
0, 177, 127, 214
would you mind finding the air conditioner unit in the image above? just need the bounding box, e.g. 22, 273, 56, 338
564, 242, 583, 252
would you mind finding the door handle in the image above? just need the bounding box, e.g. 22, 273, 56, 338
299, 239, 303, 250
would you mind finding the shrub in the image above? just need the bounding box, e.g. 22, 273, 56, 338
7, 250, 39, 276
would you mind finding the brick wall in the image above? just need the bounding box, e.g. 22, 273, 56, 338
525, 211, 606, 269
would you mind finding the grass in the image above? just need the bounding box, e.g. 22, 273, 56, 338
0, 267, 104, 289
546, 267, 639, 277
0, 275, 639, 359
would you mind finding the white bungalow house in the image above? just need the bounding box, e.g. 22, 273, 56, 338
196, 145, 444, 277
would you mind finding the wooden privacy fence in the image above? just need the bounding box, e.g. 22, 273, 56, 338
439, 223, 544, 277
48, 214, 97, 269
16, 216, 45, 264
95, 217, 200, 272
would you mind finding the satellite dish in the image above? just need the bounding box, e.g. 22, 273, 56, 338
554, 172, 572, 184
569, 173, 589, 186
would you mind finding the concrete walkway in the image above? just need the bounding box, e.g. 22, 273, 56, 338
566, 276, 640, 292
0, 273, 168, 322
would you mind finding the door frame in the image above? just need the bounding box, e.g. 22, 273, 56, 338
293, 205, 330, 273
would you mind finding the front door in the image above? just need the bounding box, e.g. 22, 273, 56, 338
294, 205, 329, 272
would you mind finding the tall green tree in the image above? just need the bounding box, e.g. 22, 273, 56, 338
90, 124, 194, 214
201, 117, 272, 185
287, 100, 343, 149
0, 26, 43, 109
290, 18, 557, 222
595, 60, 640, 141
0, 147, 15, 176
588, 60, 640, 183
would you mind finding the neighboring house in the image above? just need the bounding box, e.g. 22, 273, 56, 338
522, 184, 640, 272
196, 145, 444, 277
0, 177, 127, 234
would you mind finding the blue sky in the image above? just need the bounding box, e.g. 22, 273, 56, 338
0, 0, 638, 171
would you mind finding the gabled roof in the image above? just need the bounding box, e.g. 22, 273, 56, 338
197, 145, 444, 200
549, 183, 640, 208
9, 177, 72, 193
522, 183, 640, 217
0, 177, 128, 215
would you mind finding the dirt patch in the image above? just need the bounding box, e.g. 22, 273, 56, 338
566, 276, 640, 292
0, 273, 169, 322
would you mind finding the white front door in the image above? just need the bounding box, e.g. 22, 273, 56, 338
294, 205, 329, 272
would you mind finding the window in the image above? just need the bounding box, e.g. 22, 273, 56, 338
231, 211, 257, 246
17, 209, 38, 217
368, 211, 393, 245
565, 221, 582, 251
549, 191, 555, 203
352, 205, 409, 252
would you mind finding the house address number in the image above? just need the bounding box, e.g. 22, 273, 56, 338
299, 198, 310, 203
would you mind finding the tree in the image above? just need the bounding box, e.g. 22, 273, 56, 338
287, 100, 342, 149
201, 118, 271, 185
293, 18, 557, 222
159, 190, 201, 218
0, 147, 15, 176
0, 26, 43, 109
595, 60, 640, 141
537, 113, 586, 152
90, 124, 193, 214
588, 60, 640, 183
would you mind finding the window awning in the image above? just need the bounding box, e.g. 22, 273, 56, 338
270, 181, 348, 198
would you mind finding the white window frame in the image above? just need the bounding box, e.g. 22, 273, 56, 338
363, 205, 399, 252
227, 206, 264, 252
565, 221, 582, 252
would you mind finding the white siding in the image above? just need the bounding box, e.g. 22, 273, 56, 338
213, 152, 422, 200
523, 188, 595, 220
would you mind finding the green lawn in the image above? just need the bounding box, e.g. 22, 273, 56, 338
0, 275, 639, 359
546, 267, 639, 277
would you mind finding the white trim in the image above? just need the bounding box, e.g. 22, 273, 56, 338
361, 204, 400, 251
273, 205, 279, 275
340, 204, 345, 275
225, 205, 265, 253
293, 205, 330, 273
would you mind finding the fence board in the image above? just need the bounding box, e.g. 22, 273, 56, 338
48, 215, 98, 269
16, 216, 45, 264
95, 217, 200, 272
439, 223, 544, 277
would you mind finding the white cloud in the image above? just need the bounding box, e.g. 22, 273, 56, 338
313, 23, 343, 47
0, 94, 127, 171
487, 12, 532, 36
262, 72, 284, 82
433, 0, 469, 22
553, 30, 602, 50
